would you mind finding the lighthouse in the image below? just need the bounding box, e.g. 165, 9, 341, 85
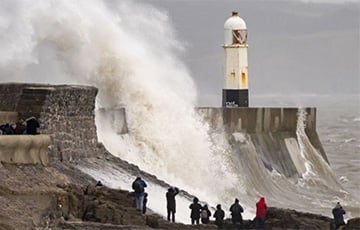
222, 11, 249, 107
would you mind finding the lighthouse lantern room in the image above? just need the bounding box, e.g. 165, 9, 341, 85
222, 11, 249, 107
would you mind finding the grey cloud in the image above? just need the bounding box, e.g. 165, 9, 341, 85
142, 0, 360, 105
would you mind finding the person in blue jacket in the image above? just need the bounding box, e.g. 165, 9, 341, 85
132, 177, 147, 211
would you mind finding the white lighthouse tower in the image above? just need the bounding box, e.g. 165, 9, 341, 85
222, 11, 249, 107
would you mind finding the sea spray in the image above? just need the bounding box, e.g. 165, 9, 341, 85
0, 0, 237, 202
296, 108, 345, 190
296, 108, 316, 178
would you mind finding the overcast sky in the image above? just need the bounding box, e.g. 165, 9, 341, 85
141, 0, 359, 103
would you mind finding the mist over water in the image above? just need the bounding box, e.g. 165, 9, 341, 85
1, 0, 359, 223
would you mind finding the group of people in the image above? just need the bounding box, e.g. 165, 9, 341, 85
189, 196, 267, 229
131, 177, 267, 229
0, 116, 39, 135
189, 197, 213, 225
131, 177, 347, 230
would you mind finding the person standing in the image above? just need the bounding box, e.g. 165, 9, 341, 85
189, 197, 202, 224
14, 119, 26, 134
213, 204, 225, 229
132, 177, 147, 211
26, 116, 40, 134
166, 187, 179, 222
332, 202, 346, 229
200, 204, 211, 224
255, 197, 267, 229
230, 198, 244, 227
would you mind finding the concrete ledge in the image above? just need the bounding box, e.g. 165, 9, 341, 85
197, 107, 316, 133
0, 135, 50, 165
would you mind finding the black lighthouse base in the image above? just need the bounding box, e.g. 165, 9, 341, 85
222, 89, 249, 107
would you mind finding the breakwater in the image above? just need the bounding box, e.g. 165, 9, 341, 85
0, 83, 328, 177
197, 107, 328, 177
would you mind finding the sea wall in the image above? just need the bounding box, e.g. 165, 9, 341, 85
197, 107, 316, 133
197, 107, 327, 178
101, 106, 327, 178
0, 83, 98, 162
0, 83, 327, 175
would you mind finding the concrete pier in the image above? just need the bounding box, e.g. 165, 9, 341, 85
197, 107, 316, 133
197, 107, 327, 177
0, 83, 327, 178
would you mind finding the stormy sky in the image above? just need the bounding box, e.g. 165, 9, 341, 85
141, 0, 359, 104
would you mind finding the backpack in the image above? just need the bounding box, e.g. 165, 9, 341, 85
133, 180, 144, 193
201, 209, 208, 219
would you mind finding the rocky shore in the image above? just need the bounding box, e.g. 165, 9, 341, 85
0, 149, 359, 229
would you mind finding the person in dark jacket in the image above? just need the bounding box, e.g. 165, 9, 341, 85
200, 204, 211, 224
332, 202, 346, 229
255, 197, 267, 229
0, 124, 5, 134
1, 123, 15, 134
14, 119, 26, 134
95, 180, 103, 187
230, 198, 244, 227
166, 186, 179, 222
213, 204, 225, 229
132, 177, 147, 211
189, 197, 202, 224
26, 116, 40, 135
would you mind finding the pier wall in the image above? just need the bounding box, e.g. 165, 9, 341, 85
0, 83, 98, 162
197, 107, 327, 177
0, 83, 327, 177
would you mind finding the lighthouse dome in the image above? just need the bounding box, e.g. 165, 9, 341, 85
224, 11, 247, 45
224, 12, 247, 30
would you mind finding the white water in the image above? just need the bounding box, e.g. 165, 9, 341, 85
0, 0, 238, 218
1, 0, 359, 223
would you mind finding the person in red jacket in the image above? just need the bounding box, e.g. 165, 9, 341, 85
255, 197, 267, 229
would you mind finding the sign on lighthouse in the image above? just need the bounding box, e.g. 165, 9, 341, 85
222, 11, 249, 107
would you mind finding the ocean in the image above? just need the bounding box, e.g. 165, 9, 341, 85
312, 95, 360, 201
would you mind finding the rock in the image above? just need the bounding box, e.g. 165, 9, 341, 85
344, 217, 360, 229
266, 207, 332, 229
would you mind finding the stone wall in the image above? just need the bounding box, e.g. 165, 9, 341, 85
0, 83, 27, 111
0, 111, 18, 124
34, 85, 98, 162
0, 83, 98, 162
